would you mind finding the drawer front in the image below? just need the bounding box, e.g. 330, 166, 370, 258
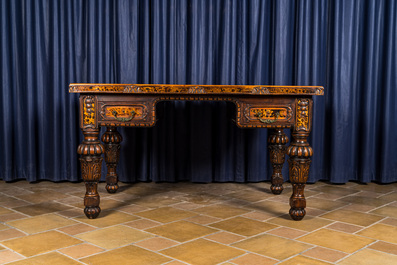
237, 98, 295, 128
97, 96, 156, 127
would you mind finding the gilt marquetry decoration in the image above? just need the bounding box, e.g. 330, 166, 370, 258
295, 99, 312, 132
247, 107, 292, 124
82, 96, 97, 128
70, 84, 324, 96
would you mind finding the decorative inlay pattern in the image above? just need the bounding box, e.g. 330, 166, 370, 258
296, 99, 310, 131
70, 84, 324, 96
83, 96, 96, 128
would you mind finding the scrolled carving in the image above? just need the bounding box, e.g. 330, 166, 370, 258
268, 129, 288, 195
288, 158, 311, 184
79, 156, 103, 182
102, 127, 122, 193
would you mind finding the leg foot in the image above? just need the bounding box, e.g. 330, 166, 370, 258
268, 129, 288, 195
289, 207, 306, 221
102, 127, 122, 194
84, 206, 101, 219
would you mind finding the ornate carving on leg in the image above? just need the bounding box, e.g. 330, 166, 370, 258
101, 127, 122, 193
268, 129, 289, 194
287, 98, 313, 221
78, 128, 104, 219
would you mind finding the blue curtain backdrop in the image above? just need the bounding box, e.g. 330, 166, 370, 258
1, 0, 396, 184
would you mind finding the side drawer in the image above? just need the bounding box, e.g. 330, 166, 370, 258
236, 97, 295, 128
97, 95, 156, 127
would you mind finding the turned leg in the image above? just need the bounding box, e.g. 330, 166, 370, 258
268, 129, 289, 194
77, 128, 104, 219
287, 98, 313, 220
101, 127, 122, 193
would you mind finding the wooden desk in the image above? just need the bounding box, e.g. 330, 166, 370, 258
69, 84, 324, 220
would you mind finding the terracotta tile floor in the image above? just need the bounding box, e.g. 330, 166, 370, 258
0, 180, 397, 264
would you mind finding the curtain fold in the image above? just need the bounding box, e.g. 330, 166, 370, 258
1, 0, 396, 183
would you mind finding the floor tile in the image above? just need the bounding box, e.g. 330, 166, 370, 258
131, 194, 181, 208
231, 253, 278, 265
311, 185, 360, 196
226, 189, 273, 202
297, 228, 375, 253
307, 198, 347, 211
57, 208, 85, 218
338, 195, 390, 207
379, 191, 397, 202
368, 241, 397, 255
210, 216, 278, 236
117, 204, 150, 213
267, 227, 307, 239
357, 223, 397, 244
0, 228, 26, 241
7, 252, 81, 265
320, 209, 383, 226
81, 245, 171, 265
232, 234, 311, 260
2, 231, 82, 257
59, 243, 104, 259
73, 210, 139, 228
278, 255, 332, 264
338, 249, 397, 265
205, 231, 246, 244
57, 223, 97, 235
354, 183, 396, 193
161, 239, 245, 265
0, 199, 31, 208
0, 206, 14, 215
75, 225, 153, 249
0, 250, 24, 264
6, 213, 77, 234
13, 202, 72, 216
381, 217, 397, 227
303, 247, 348, 263
242, 211, 274, 221
268, 215, 333, 232
14, 190, 70, 204
326, 222, 363, 233
135, 237, 179, 251
146, 220, 217, 242
193, 204, 249, 219
370, 205, 397, 219
249, 201, 290, 216
0, 223, 9, 230
135, 207, 196, 223
186, 214, 221, 225
166, 261, 188, 265
0, 213, 28, 222
124, 218, 161, 230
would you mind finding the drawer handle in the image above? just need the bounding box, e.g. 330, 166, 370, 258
254, 110, 280, 124
112, 110, 136, 122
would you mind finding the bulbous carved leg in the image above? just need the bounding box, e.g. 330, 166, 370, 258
101, 127, 122, 193
78, 128, 104, 219
268, 129, 289, 194
287, 131, 313, 221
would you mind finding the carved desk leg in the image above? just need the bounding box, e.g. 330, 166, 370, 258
77, 128, 104, 219
101, 127, 122, 193
268, 129, 289, 194
287, 99, 313, 220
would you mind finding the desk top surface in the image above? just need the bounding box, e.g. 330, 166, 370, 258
69, 84, 324, 96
